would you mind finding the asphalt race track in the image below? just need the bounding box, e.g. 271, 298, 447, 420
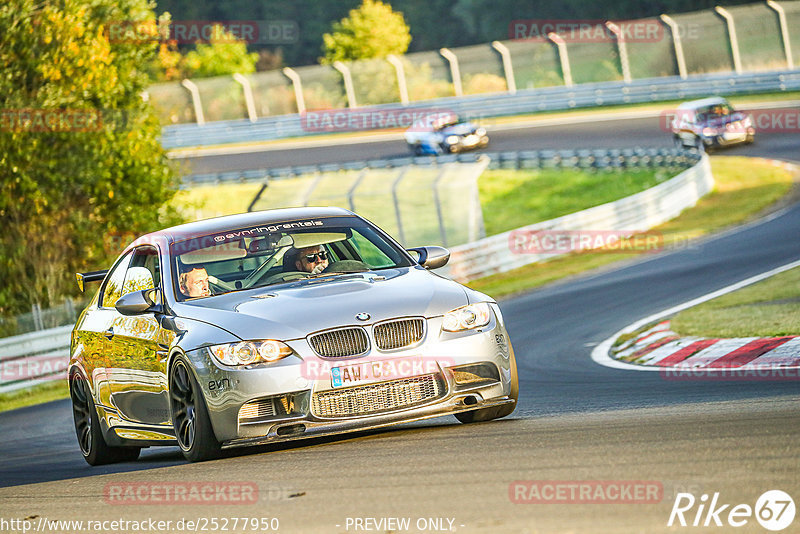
181, 107, 797, 175
0, 113, 798, 533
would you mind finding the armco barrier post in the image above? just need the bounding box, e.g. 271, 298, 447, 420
660, 15, 688, 79
32, 303, 43, 331
233, 73, 258, 122
333, 61, 358, 109
547, 32, 573, 87
439, 48, 463, 97
492, 41, 518, 94
605, 22, 632, 84
180, 79, 205, 125
767, 0, 794, 69
282, 67, 306, 114
387, 54, 410, 105
714, 6, 742, 75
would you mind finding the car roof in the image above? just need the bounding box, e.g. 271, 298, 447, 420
138, 207, 356, 245
677, 97, 730, 110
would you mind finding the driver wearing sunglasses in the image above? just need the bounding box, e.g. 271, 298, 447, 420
294, 245, 329, 275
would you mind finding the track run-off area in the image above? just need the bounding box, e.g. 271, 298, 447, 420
1, 106, 799, 533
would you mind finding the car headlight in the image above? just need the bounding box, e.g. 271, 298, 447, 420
210, 340, 294, 366
442, 302, 492, 332
475, 127, 486, 136
446, 135, 460, 144
702, 127, 717, 137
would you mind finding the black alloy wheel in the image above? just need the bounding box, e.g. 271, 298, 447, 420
169, 357, 221, 462
70, 373, 140, 465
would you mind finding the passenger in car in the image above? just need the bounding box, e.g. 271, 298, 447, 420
179, 265, 211, 298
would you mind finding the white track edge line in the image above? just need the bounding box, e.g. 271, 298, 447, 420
591, 257, 800, 371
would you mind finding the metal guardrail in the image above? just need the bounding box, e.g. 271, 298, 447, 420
162, 70, 800, 150
184, 146, 700, 186
439, 153, 714, 282
0, 326, 71, 394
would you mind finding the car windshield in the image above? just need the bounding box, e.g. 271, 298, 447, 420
433, 119, 460, 131
695, 103, 731, 122
170, 216, 414, 300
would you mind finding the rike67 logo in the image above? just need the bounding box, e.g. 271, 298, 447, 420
668, 490, 795, 531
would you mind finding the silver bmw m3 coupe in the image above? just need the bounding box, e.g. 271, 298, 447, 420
69, 207, 518, 464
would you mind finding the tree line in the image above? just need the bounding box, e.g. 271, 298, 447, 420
156, 0, 759, 68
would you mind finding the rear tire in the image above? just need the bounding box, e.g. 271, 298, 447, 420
70, 373, 141, 466
169, 357, 221, 462
455, 346, 519, 424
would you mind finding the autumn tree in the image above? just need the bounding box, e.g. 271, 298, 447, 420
0, 0, 182, 315
181, 24, 259, 78
322, 0, 411, 64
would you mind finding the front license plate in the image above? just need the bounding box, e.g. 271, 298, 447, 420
331, 357, 436, 388
463, 135, 479, 146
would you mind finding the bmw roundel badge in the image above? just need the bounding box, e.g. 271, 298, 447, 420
355, 312, 370, 321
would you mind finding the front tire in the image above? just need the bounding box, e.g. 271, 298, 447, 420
169, 357, 221, 462
70, 373, 140, 465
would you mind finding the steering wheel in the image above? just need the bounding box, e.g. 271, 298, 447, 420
322, 260, 369, 273
208, 280, 227, 295
207, 274, 234, 292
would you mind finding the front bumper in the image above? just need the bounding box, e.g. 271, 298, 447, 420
185, 307, 515, 446
448, 134, 489, 153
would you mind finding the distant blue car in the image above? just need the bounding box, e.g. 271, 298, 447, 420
404, 113, 489, 156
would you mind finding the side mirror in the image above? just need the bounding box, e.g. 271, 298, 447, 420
115, 289, 161, 316
407, 246, 450, 269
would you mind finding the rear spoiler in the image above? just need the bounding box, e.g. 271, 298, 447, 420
76, 270, 108, 292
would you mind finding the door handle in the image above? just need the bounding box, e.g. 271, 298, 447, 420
103, 328, 114, 340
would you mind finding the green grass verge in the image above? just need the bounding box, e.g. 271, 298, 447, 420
479, 167, 675, 236
671, 267, 800, 338
468, 156, 796, 298
0, 381, 68, 413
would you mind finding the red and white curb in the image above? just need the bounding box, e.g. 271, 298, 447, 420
592, 258, 800, 372
612, 320, 800, 368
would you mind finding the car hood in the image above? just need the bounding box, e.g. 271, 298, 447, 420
701, 112, 748, 128
441, 122, 476, 136
171, 267, 469, 341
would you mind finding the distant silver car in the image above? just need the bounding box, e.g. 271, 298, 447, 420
404, 112, 489, 155
69, 207, 518, 464
670, 97, 755, 150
